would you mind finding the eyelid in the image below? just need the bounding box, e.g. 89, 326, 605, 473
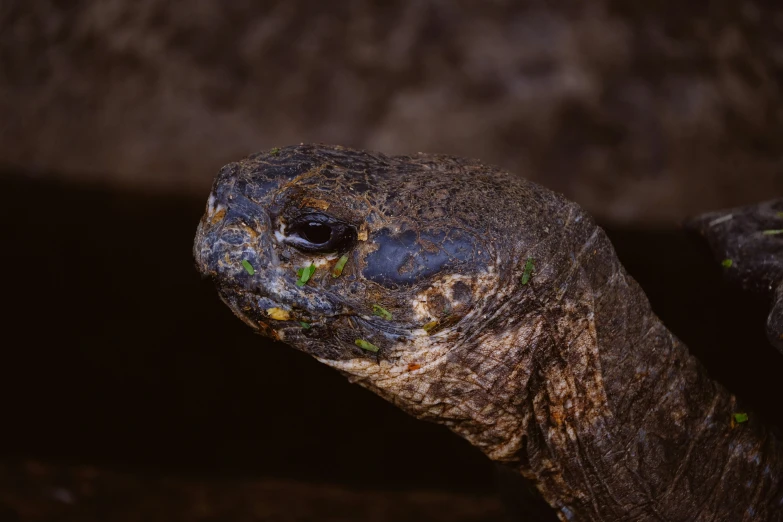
293, 212, 334, 225
285, 234, 327, 248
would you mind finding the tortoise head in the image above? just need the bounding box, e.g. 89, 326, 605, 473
193, 144, 502, 352
194, 144, 588, 458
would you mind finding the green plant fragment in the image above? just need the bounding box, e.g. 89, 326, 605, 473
355, 339, 379, 353
721, 258, 733, 268
762, 229, 783, 236
296, 263, 316, 287
300, 322, 311, 329
241, 260, 255, 275
270, 147, 280, 155
520, 257, 535, 285
733, 412, 748, 424
372, 305, 393, 320
332, 255, 349, 277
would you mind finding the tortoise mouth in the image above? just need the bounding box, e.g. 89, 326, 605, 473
215, 279, 325, 325
214, 274, 431, 347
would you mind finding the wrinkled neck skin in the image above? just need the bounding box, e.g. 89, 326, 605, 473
323, 204, 783, 521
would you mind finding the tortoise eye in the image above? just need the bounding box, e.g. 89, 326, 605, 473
298, 222, 332, 245
286, 213, 357, 253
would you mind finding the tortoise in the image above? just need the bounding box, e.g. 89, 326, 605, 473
193, 144, 782, 521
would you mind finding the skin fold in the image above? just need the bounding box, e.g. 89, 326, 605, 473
194, 144, 783, 521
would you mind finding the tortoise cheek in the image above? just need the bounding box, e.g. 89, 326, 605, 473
362, 228, 488, 288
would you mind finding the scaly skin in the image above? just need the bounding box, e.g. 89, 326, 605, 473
194, 144, 782, 521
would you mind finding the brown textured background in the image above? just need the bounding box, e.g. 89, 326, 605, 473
2, 2, 782, 521
2, 0, 781, 224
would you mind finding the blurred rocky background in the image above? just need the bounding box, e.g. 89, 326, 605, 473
1, 1, 782, 521
3, 0, 782, 224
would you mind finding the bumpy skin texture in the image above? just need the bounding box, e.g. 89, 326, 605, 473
194, 144, 783, 521
687, 200, 783, 355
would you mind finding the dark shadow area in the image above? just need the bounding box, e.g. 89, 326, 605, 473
1, 171, 780, 498
0, 172, 495, 493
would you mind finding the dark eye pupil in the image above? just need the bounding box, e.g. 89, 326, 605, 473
300, 222, 331, 244
286, 213, 357, 254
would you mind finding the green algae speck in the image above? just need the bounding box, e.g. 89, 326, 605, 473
721, 259, 733, 268
241, 260, 255, 275
296, 263, 316, 287
372, 305, 393, 320
520, 257, 535, 285
355, 339, 379, 353
733, 412, 748, 424
332, 255, 349, 277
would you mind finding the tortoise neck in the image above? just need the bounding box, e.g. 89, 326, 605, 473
499, 225, 783, 520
